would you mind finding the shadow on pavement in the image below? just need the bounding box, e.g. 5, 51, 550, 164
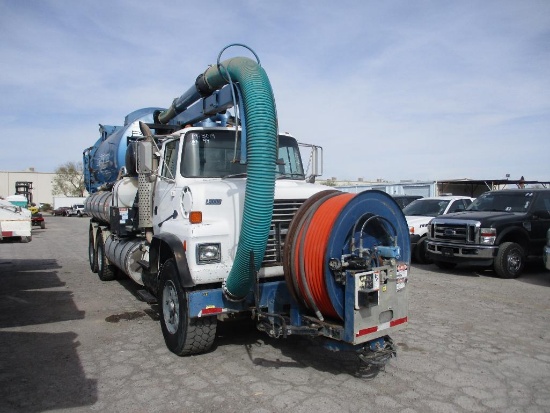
0, 258, 97, 412
215, 317, 385, 378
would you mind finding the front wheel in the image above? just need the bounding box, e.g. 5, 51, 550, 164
159, 258, 217, 356
494, 242, 524, 279
414, 237, 432, 264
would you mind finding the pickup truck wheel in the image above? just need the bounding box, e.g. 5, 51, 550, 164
159, 258, 217, 356
88, 228, 98, 273
414, 237, 432, 264
97, 235, 116, 281
494, 242, 524, 279
434, 260, 456, 270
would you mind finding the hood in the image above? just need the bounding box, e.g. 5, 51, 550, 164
436, 210, 528, 225
406, 215, 433, 228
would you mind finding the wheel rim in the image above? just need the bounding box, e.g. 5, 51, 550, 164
507, 250, 522, 274
97, 243, 103, 270
163, 280, 180, 335
88, 241, 94, 266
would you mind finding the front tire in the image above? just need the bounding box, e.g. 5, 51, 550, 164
494, 242, 524, 279
414, 237, 432, 264
159, 258, 217, 356
96, 233, 116, 281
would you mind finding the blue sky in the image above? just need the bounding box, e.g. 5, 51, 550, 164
1, 0, 549, 182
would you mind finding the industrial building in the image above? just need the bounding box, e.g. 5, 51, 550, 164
0, 169, 56, 206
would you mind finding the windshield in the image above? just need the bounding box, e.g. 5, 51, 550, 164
180, 130, 305, 179
467, 192, 533, 212
403, 199, 450, 216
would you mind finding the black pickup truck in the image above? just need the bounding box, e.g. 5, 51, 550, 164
426, 189, 550, 278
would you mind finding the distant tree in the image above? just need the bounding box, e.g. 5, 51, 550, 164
323, 179, 337, 187
52, 161, 85, 197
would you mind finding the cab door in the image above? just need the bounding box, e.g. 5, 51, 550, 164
153, 139, 180, 230
529, 192, 550, 254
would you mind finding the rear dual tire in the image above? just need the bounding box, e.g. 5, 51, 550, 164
96, 233, 116, 281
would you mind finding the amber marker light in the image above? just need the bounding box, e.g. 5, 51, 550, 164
189, 211, 203, 224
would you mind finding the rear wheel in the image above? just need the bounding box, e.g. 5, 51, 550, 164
159, 258, 217, 356
96, 233, 116, 281
88, 227, 98, 273
494, 242, 524, 279
40, 221, 46, 229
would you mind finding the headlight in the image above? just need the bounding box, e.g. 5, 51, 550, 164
480, 228, 496, 245
197, 243, 221, 264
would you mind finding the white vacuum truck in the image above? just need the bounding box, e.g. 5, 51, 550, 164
83, 45, 410, 366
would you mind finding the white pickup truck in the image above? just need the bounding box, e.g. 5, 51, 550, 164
404, 196, 474, 263
66, 204, 89, 217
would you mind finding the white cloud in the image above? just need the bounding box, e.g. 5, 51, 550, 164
0, 0, 548, 183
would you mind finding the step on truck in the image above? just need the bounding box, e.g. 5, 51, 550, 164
83, 44, 410, 367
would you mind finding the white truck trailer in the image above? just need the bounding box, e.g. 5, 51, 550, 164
0, 199, 32, 242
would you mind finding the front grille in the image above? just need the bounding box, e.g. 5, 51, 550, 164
430, 220, 480, 244
262, 199, 306, 265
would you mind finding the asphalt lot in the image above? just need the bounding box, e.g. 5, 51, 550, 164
1, 216, 549, 413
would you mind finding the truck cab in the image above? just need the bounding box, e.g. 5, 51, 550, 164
150, 127, 325, 284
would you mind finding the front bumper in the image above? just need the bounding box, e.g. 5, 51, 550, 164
426, 240, 497, 265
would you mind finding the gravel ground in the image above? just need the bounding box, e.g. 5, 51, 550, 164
0, 216, 549, 413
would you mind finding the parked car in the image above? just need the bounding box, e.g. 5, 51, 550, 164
403, 196, 474, 263
544, 228, 550, 271
52, 206, 71, 216
392, 195, 423, 209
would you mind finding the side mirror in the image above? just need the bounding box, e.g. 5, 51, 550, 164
299, 143, 323, 182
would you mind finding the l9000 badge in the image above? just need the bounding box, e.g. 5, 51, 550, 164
206, 199, 222, 205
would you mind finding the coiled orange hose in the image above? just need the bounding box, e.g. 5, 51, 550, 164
293, 193, 353, 320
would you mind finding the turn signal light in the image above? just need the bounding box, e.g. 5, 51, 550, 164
189, 211, 202, 224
